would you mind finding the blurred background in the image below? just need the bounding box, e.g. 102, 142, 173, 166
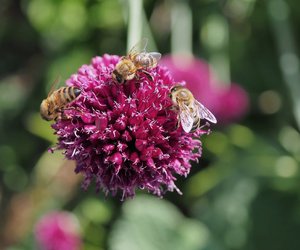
1, 0, 300, 249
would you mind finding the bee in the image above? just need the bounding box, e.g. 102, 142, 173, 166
112, 38, 161, 83
40, 78, 81, 121
169, 85, 217, 133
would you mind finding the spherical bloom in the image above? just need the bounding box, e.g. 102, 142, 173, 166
34, 211, 81, 250
52, 54, 208, 199
160, 55, 249, 124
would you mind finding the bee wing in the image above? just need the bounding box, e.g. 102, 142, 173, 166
148, 52, 161, 62
179, 104, 194, 133
195, 100, 217, 124
128, 38, 148, 59
47, 76, 61, 97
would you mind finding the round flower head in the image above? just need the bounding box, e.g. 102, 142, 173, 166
52, 54, 207, 199
34, 211, 81, 250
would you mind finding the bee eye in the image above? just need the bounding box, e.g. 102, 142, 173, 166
116, 75, 122, 83
113, 71, 123, 83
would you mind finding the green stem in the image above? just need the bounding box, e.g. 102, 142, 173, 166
121, 0, 157, 52
268, 0, 300, 129
170, 0, 193, 56
127, 0, 143, 52
201, 14, 230, 88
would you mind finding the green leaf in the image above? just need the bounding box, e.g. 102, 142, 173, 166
109, 195, 212, 250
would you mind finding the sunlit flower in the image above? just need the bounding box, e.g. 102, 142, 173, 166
34, 211, 81, 250
160, 55, 249, 124
51, 54, 208, 199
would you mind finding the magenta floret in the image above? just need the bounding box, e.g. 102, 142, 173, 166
52, 54, 206, 199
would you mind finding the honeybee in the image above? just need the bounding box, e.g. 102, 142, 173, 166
40, 78, 81, 121
170, 85, 217, 133
112, 38, 161, 83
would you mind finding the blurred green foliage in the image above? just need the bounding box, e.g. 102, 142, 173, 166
109, 196, 215, 250
1, 0, 300, 249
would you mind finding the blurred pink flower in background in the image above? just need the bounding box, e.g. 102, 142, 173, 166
160, 55, 249, 124
34, 211, 82, 250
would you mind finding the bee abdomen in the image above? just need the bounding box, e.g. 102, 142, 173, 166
68, 87, 81, 99
57, 87, 81, 104
191, 117, 201, 132
142, 56, 155, 68
62, 87, 80, 102
135, 54, 155, 68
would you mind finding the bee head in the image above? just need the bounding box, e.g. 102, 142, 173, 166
169, 86, 179, 103
112, 70, 124, 84
170, 85, 183, 95
40, 100, 53, 121
170, 86, 177, 93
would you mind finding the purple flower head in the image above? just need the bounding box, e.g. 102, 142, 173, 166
160, 55, 249, 124
34, 211, 81, 250
52, 54, 208, 199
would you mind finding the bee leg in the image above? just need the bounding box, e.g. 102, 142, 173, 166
61, 106, 81, 120
54, 108, 72, 121
61, 113, 69, 120
54, 112, 62, 121
140, 70, 154, 82
168, 105, 179, 112
62, 106, 76, 111
175, 115, 181, 130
